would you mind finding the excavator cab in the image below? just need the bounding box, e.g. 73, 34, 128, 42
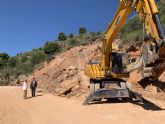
112, 52, 129, 74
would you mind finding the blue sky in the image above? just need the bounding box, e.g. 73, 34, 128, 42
0, 0, 120, 56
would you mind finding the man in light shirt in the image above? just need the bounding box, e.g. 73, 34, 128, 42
22, 79, 28, 99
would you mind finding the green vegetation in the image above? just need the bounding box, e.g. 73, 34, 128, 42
120, 16, 143, 45
79, 27, 87, 34
69, 33, 74, 38
58, 32, 67, 41
44, 42, 61, 55
0, 27, 103, 85
119, 0, 165, 46
158, 1, 165, 29
8, 57, 18, 67
30, 51, 45, 65
0, 52, 9, 69
69, 38, 79, 46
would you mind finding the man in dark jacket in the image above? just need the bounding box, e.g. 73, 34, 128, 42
30, 78, 37, 97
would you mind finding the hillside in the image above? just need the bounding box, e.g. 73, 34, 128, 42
0, 30, 103, 86
27, 40, 102, 99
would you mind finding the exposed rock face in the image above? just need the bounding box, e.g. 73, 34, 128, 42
27, 42, 102, 99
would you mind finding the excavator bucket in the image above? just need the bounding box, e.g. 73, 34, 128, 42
144, 42, 165, 79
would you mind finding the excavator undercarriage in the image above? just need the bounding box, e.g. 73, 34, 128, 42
83, 79, 143, 105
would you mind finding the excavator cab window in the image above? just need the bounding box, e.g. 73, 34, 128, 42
112, 52, 129, 74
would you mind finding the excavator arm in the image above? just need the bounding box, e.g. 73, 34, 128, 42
101, 0, 133, 74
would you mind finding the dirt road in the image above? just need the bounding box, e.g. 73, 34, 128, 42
0, 87, 165, 124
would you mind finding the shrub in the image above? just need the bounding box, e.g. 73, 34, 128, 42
120, 16, 142, 35
30, 51, 45, 65
20, 55, 28, 63
0, 52, 10, 69
8, 57, 18, 67
69, 39, 79, 46
121, 30, 143, 46
15, 62, 34, 76
58, 32, 67, 41
69, 33, 74, 38
79, 27, 87, 34
44, 42, 61, 55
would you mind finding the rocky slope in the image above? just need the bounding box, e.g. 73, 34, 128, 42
27, 40, 102, 99
26, 39, 165, 101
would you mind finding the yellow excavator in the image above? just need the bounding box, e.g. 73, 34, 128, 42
84, 0, 165, 104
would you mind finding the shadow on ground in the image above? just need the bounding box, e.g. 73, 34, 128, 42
27, 94, 43, 99
138, 78, 165, 91
133, 98, 165, 111
84, 97, 165, 111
